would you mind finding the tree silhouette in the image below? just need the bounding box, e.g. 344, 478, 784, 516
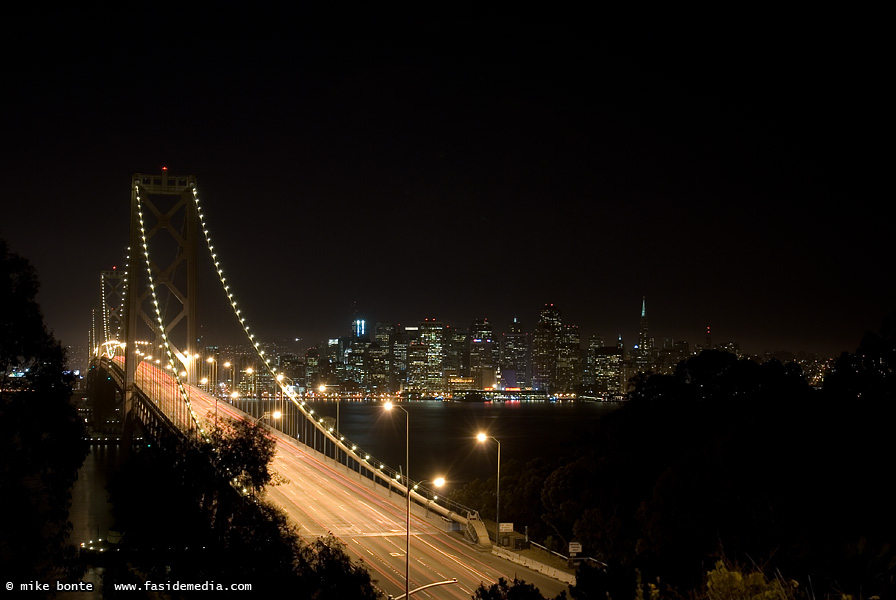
474, 576, 567, 600
208, 417, 277, 495
0, 237, 87, 581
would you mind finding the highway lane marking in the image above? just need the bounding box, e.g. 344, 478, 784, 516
344, 536, 407, 595
337, 532, 413, 538
414, 534, 496, 584
357, 500, 406, 530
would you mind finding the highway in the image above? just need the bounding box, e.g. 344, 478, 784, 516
130, 361, 571, 599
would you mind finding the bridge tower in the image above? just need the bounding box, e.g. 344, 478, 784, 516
123, 169, 200, 416
96, 267, 126, 353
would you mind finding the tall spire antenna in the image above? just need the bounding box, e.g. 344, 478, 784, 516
641, 296, 646, 318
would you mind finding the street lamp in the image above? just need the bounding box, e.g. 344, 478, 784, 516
223, 361, 233, 395
276, 373, 285, 434
252, 410, 281, 426
404, 475, 445, 600
206, 357, 217, 393
412, 477, 445, 502
477, 432, 501, 546
319, 383, 342, 454
189, 353, 200, 385
384, 401, 411, 599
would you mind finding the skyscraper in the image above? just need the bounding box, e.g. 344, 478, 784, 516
593, 345, 624, 400
556, 324, 583, 392
418, 319, 446, 394
501, 317, 530, 388
634, 297, 651, 372
469, 318, 499, 389
532, 303, 561, 392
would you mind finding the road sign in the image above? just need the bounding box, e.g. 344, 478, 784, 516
569, 542, 582, 554
499, 522, 513, 532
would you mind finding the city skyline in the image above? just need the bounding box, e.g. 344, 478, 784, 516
122, 297, 828, 401
1, 33, 890, 359
274, 299, 764, 359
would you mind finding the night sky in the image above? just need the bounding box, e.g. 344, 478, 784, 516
1, 32, 890, 359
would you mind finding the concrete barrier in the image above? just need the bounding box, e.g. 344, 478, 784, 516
491, 546, 577, 586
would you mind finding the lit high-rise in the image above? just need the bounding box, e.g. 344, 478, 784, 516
532, 303, 561, 392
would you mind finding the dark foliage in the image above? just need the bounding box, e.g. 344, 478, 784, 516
295, 535, 383, 599
474, 576, 567, 600
0, 238, 88, 582
450, 457, 557, 543
556, 346, 896, 595
208, 418, 277, 494
567, 562, 638, 600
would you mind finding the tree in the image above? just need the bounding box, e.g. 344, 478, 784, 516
474, 576, 567, 600
294, 535, 380, 600
568, 562, 640, 600
209, 417, 278, 495
700, 560, 795, 600
538, 351, 821, 587
0, 237, 87, 581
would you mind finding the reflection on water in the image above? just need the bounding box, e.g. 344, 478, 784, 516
68, 445, 123, 546
67, 444, 124, 598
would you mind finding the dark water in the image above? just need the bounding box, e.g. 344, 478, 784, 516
67, 445, 125, 597
286, 399, 620, 487
68, 445, 124, 547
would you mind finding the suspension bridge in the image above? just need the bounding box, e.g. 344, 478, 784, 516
86, 170, 572, 599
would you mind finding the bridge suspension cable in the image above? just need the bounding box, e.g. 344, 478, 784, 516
190, 189, 384, 458
100, 272, 110, 345
190, 184, 303, 409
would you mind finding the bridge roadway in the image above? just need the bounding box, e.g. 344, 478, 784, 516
119, 359, 570, 599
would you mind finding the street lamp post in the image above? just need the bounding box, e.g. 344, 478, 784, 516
252, 410, 281, 426
276, 373, 285, 435
154, 358, 160, 404
206, 357, 217, 393
384, 401, 410, 599
207, 358, 218, 427
412, 477, 446, 510
223, 361, 233, 395
190, 353, 200, 386
229, 391, 239, 433
477, 432, 501, 546
319, 383, 341, 433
